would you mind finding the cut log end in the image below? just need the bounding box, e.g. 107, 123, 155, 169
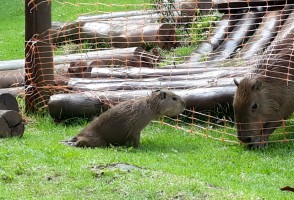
0, 110, 24, 138
0, 93, 19, 112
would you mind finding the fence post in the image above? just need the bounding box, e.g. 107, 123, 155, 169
25, 0, 55, 112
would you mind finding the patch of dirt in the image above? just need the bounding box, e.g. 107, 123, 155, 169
90, 163, 143, 179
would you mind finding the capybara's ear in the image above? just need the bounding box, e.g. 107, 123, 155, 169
233, 78, 239, 87
252, 79, 262, 91
159, 91, 167, 99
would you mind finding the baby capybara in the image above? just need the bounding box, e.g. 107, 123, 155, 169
63, 90, 186, 148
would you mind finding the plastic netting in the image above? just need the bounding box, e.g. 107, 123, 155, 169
9, 0, 294, 146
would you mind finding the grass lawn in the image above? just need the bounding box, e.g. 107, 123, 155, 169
0, 114, 294, 199
0, 1, 24, 60
1, 0, 294, 199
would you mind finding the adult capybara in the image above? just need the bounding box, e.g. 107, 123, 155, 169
233, 25, 294, 148
63, 90, 186, 148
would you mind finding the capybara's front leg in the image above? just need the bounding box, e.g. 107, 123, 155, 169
131, 132, 141, 148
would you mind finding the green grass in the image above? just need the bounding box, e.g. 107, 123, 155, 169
0, 114, 294, 199
0, 1, 24, 60
1, 1, 294, 199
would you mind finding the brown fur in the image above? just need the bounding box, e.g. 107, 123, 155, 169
233, 30, 294, 148
63, 90, 185, 148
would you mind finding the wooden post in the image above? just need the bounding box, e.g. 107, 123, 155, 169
25, 0, 54, 112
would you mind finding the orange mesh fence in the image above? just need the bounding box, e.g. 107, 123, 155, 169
2, 0, 293, 146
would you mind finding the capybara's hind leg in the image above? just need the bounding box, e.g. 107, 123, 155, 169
127, 132, 141, 148
74, 136, 108, 148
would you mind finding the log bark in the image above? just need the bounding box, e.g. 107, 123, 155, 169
49, 20, 176, 50
48, 93, 108, 120
0, 59, 24, 71
235, 10, 282, 59
48, 86, 236, 120
253, 10, 294, 80
0, 93, 19, 112
77, 10, 160, 22
0, 88, 25, 97
0, 67, 69, 88
90, 64, 248, 79
0, 69, 24, 88
54, 47, 159, 70
68, 66, 248, 91
80, 22, 176, 49
0, 47, 159, 72
207, 11, 261, 61
187, 14, 236, 62
76, 1, 198, 25
214, 0, 287, 10
0, 110, 24, 138
77, 11, 160, 25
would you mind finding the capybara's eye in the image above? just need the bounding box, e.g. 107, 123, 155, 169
172, 96, 177, 101
251, 103, 258, 111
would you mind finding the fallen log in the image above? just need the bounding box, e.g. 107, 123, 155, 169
68, 66, 248, 91
0, 87, 24, 97
187, 14, 236, 62
235, 10, 283, 59
77, 12, 160, 25
48, 86, 236, 120
0, 110, 24, 138
80, 22, 176, 49
161, 57, 249, 69
77, 10, 160, 22
0, 47, 159, 72
49, 20, 176, 49
48, 93, 108, 120
54, 47, 159, 70
68, 77, 233, 91
214, 0, 287, 10
90, 65, 249, 79
76, 0, 199, 24
0, 69, 24, 88
0, 59, 25, 71
0, 66, 69, 88
207, 11, 261, 61
0, 93, 19, 112
253, 10, 294, 80
268, 9, 294, 47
